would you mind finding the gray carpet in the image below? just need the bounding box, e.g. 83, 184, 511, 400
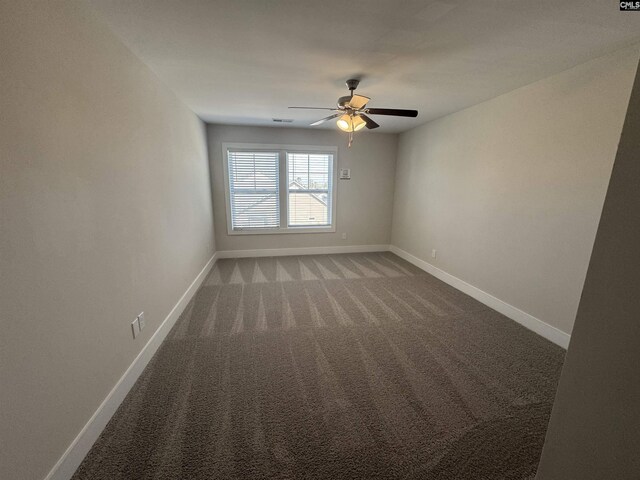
72, 252, 564, 480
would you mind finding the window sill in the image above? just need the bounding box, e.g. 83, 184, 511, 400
227, 226, 336, 236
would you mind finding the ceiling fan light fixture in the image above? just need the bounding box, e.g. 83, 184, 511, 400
352, 115, 366, 132
336, 114, 353, 132
337, 114, 366, 132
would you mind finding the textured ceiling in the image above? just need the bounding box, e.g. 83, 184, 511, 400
87, 0, 640, 133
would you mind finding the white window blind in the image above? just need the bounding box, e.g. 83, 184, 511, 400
287, 152, 333, 227
227, 150, 280, 230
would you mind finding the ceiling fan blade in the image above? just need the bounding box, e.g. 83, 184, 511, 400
359, 114, 379, 129
289, 106, 339, 110
310, 113, 340, 126
366, 108, 418, 117
349, 94, 370, 110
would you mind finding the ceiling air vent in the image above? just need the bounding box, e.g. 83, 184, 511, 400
272, 118, 294, 123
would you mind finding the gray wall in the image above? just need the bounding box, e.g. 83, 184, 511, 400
536, 57, 640, 480
208, 125, 398, 252
0, 1, 215, 479
391, 45, 640, 336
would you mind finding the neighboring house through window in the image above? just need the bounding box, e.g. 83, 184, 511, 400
224, 143, 337, 234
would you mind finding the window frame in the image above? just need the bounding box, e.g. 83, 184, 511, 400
223, 143, 338, 235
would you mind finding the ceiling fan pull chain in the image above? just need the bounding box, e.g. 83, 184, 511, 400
348, 131, 353, 148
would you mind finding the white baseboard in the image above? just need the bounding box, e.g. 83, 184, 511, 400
44, 252, 218, 480
216, 244, 391, 259
389, 245, 571, 349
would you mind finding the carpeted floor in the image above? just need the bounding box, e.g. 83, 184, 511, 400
72, 252, 564, 480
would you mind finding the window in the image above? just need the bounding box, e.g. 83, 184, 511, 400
224, 144, 337, 234
227, 151, 279, 230
287, 153, 333, 227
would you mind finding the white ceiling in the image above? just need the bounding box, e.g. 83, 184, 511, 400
87, 0, 640, 133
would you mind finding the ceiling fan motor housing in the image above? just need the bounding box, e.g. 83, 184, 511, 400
338, 95, 353, 108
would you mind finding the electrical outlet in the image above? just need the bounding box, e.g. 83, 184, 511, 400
137, 312, 145, 331
431, 249, 437, 259
131, 317, 140, 339
341, 233, 347, 240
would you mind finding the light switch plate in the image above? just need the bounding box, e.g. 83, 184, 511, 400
137, 312, 145, 331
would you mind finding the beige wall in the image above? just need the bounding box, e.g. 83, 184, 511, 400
0, 1, 215, 479
537, 57, 640, 480
208, 125, 398, 252
391, 45, 640, 336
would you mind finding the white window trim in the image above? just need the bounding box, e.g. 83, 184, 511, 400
222, 143, 338, 235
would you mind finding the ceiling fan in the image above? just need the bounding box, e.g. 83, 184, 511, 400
289, 79, 418, 147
